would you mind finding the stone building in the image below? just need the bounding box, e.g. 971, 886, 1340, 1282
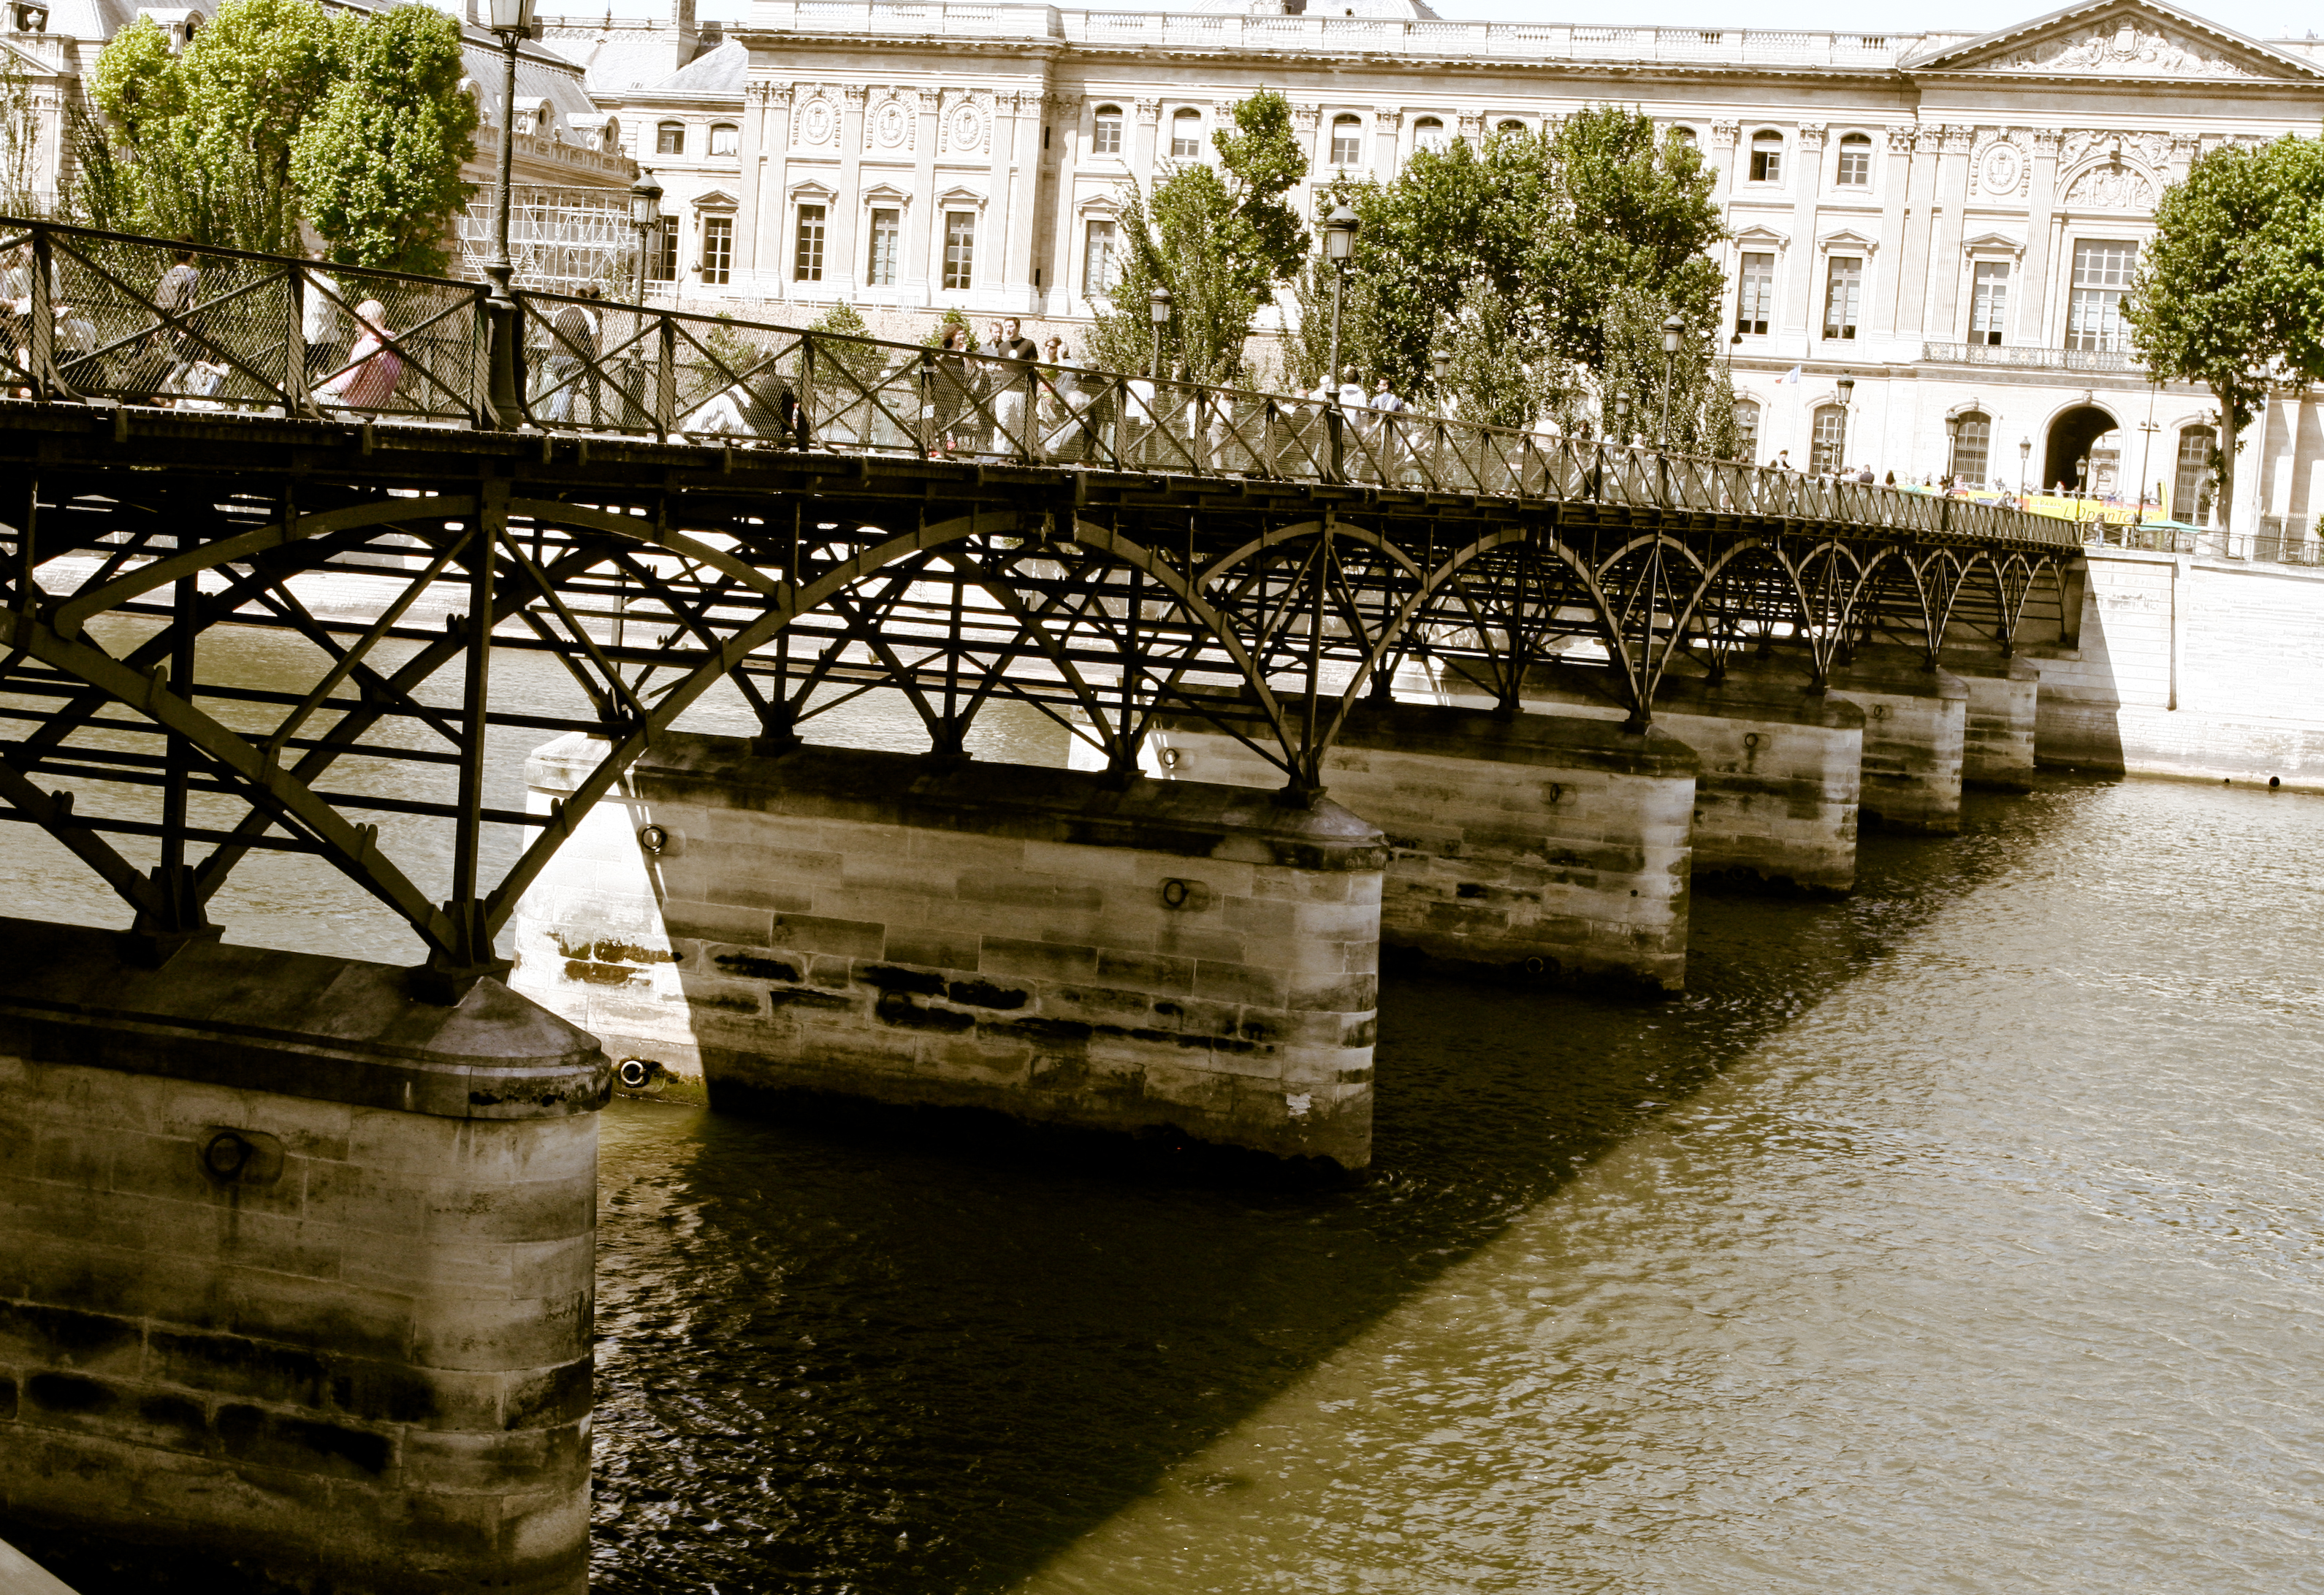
538, 0, 2324, 544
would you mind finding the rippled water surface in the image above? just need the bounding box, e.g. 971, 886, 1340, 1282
589, 777, 2324, 1594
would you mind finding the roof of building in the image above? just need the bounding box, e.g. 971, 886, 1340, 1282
645, 35, 744, 96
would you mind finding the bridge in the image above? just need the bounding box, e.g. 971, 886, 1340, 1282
0, 219, 2084, 1593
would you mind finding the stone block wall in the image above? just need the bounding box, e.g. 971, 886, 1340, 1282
0, 923, 605, 1595
513, 734, 1387, 1170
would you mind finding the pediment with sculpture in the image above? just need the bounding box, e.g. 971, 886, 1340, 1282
1908, 0, 2323, 82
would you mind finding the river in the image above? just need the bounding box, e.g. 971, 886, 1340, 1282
7, 629, 2320, 1594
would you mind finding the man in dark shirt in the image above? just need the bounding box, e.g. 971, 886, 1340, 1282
995, 316, 1040, 456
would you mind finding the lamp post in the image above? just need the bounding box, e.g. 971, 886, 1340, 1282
629, 174, 663, 305
1833, 376, 1854, 476
1148, 285, 1170, 378
482, 0, 537, 427
1658, 313, 1685, 447
1430, 346, 1449, 414
2135, 376, 2163, 522
2019, 435, 2031, 498
1944, 413, 1962, 482
1612, 392, 1629, 446
1321, 203, 1358, 395
2076, 453, 2091, 495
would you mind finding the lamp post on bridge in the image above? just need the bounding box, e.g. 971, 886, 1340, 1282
1321, 204, 1358, 394
1148, 286, 1170, 379
1944, 412, 1961, 484
481, 0, 538, 429
1612, 392, 1629, 446
2019, 435, 2031, 498
1658, 313, 1685, 448
1430, 346, 1450, 414
1833, 376, 1854, 477
629, 174, 663, 306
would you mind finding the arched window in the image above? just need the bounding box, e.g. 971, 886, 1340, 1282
1810, 403, 1846, 473
1669, 125, 1697, 146
1330, 113, 1363, 166
1414, 115, 1447, 153
709, 122, 739, 157
656, 121, 685, 156
1950, 410, 1992, 485
1170, 107, 1202, 159
2173, 426, 2217, 524
1497, 118, 1528, 135
1750, 129, 1783, 183
1734, 399, 1761, 463
1836, 132, 1872, 186
1092, 104, 1124, 156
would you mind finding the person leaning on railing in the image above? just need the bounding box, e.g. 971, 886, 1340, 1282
538, 290, 601, 426
316, 300, 403, 415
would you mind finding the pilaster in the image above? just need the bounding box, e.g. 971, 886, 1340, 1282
1780, 123, 1826, 346
735, 81, 785, 289
1708, 119, 1740, 212
1868, 125, 1914, 343
1924, 125, 1978, 341
2015, 128, 2062, 346
1003, 90, 1045, 313
1132, 97, 1160, 191
1891, 129, 1941, 343
1374, 108, 1402, 180
908, 88, 940, 305
830, 83, 869, 302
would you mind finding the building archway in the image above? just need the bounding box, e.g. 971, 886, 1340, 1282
2043, 405, 2118, 494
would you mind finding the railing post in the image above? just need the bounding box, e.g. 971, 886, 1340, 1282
283, 265, 307, 414
800, 334, 818, 446
654, 314, 675, 438
27, 224, 53, 401
484, 286, 522, 430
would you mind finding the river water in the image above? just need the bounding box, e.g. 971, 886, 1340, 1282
6, 628, 2320, 1594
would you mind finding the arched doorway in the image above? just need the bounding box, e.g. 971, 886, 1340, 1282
2043, 405, 2119, 494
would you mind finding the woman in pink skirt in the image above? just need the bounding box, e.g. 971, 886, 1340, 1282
319, 300, 404, 414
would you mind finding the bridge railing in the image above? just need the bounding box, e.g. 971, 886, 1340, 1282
0, 216, 2078, 547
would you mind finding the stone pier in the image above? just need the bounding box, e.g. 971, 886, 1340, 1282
1945, 652, 2042, 788
1083, 701, 1699, 994
1718, 654, 1970, 834
0, 921, 604, 1595
514, 734, 1386, 1171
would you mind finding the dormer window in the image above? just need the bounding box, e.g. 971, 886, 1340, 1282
1092, 104, 1123, 156
1750, 129, 1783, 183
1836, 132, 1872, 186
1170, 107, 1201, 159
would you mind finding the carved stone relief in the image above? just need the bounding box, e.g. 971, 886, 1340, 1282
871, 96, 910, 150
2062, 159, 2155, 210
1973, 139, 2023, 197
797, 95, 836, 147
1997, 22, 2256, 77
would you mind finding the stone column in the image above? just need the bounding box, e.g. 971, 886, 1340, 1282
1131, 96, 1160, 191
1780, 123, 1826, 346
1003, 91, 1045, 311
907, 87, 940, 306
1924, 125, 1977, 342
744, 83, 793, 297
1291, 99, 1322, 179
0, 921, 606, 1594
2014, 128, 2062, 346
1372, 109, 1402, 180
1891, 128, 1940, 345
1707, 119, 1740, 213
824, 83, 868, 301
1045, 93, 1083, 313
1868, 125, 1915, 344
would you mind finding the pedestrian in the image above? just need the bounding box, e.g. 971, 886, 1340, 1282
302, 256, 341, 387
926, 322, 972, 454
317, 300, 403, 414
1774, 448, 1791, 472
1856, 463, 1874, 485
1370, 374, 1406, 481
1884, 470, 1896, 487
142, 244, 200, 402
1124, 363, 1158, 466
994, 316, 1039, 457
1336, 365, 1366, 412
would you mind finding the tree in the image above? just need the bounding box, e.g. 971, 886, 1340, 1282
2128, 136, 2324, 528
1084, 90, 1308, 385
291, 4, 477, 273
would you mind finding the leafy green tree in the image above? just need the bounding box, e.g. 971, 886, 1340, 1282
2129, 135, 2324, 527
291, 4, 476, 273
1085, 89, 1308, 384
1590, 286, 1742, 457
1534, 108, 1723, 370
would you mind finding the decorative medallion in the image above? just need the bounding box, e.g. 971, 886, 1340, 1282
949, 102, 984, 153
873, 99, 908, 148
799, 96, 835, 145
1976, 140, 2023, 197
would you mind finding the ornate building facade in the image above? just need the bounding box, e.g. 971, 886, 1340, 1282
552, 0, 2324, 539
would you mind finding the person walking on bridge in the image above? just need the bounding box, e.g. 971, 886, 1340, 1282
995, 316, 1039, 459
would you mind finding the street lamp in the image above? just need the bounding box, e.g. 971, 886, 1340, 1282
1833, 376, 1854, 476
482, 0, 537, 426
1944, 412, 1961, 482
1613, 392, 1630, 445
1148, 285, 1171, 378
629, 173, 662, 305
2076, 453, 2091, 495
1658, 313, 1685, 447
2019, 435, 2031, 497
1430, 346, 1450, 413
1322, 203, 1359, 396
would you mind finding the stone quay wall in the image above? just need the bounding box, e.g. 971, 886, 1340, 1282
513, 734, 1387, 1170
0, 922, 606, 1595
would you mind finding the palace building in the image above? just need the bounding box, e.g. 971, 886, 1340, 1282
533, 0, 2324, 545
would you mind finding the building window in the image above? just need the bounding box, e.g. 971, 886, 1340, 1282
1092, 104, 1123, 156
943, 210, 975, 291
2067, 240, 2138, 352
1822, 256, 1862, 340
867, 208, 900, 287
1950, 409, 1991, 485
2173, 426, 2216, 523
1084, 218, 1118, 297
1734, 399, 1761, 462
1736, 251, 1774, 337
1810, 403, 1846, 473
656, 121, 685, 156
700, 216, 732, 285
791, 205, 822, 283
1170, 107, 1202, 159
1669, 124, 1696, 146
709, 122, 739, 157
1750, 129, 1783, 183
1414, 115, 1447, 153
1836, 132, 1872, 186
1969, 261, 2010, 346
1330, 113, 1363, 166
1498, 118, 1528, 135
647, 218, 678, 282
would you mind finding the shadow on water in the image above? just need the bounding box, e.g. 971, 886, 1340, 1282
587, 777, 2106, 1594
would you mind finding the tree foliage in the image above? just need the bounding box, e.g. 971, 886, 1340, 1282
291, 4, 476, 273
1085, 90, 1308, 384
2128, 135, 2324, 524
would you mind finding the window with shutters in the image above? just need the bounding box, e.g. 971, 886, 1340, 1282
790, 206, 821, 283
1750, 129, 1783, 183
1083, 218, 1118, 297
1835, 132, 1872, 186
943, 211, 975, 291
1822, 256, 1862, 340
1330, 113, 1363, 165
1969, 261, 2010, 346
867, 208, 900, 287
1092, 105, 1123, 156
2067, 240, 2137, 351
1736, 251, 1774, 336
1170, 107, 1201, 159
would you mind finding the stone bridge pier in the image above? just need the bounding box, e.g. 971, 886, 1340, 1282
0, 921, 603, 1595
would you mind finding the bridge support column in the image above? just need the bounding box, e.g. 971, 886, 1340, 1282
1088, 703, 1698, 995
0, 921, 604, 1595
1946, 653, 2042, 788
1720, 655, 1971, 834
513, 734, 1386, 1173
